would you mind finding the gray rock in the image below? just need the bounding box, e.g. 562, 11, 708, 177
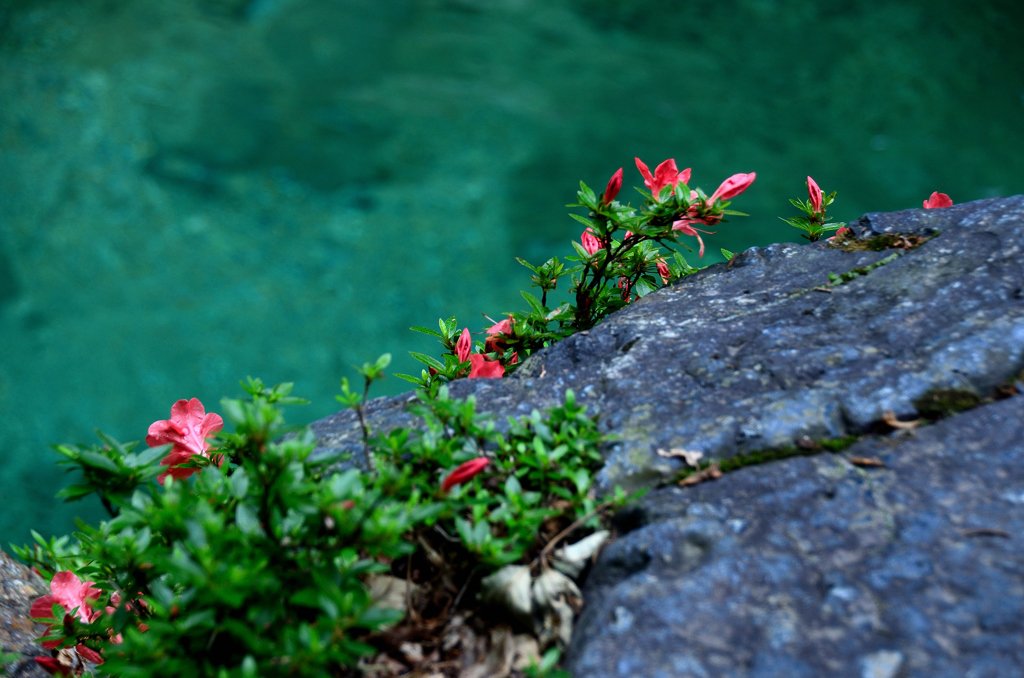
565, 391, 1024, 678
312, 195, 1024, 494
0, 551, 49, 677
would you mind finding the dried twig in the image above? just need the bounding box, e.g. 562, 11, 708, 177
679, 462, 723, 487
849, 456, 886, 468
883, 410, 920, 430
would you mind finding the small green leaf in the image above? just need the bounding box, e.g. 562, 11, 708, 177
229, 469, 250, 499
520, 290, 544, 314
409, 326, 443, 338
409, 352, 446, 371
568, 213, 596, 229
78, 451, 120, 473
721, 248, 735, 260
235, 504, 263, 536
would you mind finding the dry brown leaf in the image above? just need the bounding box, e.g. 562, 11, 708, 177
679, 462, 723, 487
796, 436, 821, 451
849, 457, 886, 468
657, 447, 704, 468
882, 409, 920, 430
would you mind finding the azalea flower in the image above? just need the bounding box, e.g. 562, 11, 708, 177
485, 315, 513, 353
635, 157, 691, 201
441, 457, 490, 492
656, 257, 671, 284
671, 219, 714, 258
923, 191, 953, 209
807, 176, 823, 213
468, 353, 504, 379
602, 168, 623, 205
580, 228, 602, 256
31, 571, 105, 668
146, 398, 224, 482
708, 172, 756, 204
455, 328, 505, 379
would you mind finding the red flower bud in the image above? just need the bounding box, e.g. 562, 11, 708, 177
807, 176, 823, 213
580, 228, 602, 256
455, 328, 472, 364
708, 172, 756, 204
602, 168, 623, 205
442, 457, 490, 492
923, 192, 953, 209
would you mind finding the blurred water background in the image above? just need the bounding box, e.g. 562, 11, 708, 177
1, 0, 1022, 547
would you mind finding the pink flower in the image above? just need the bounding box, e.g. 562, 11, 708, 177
671, 219, 715, 258
442, 457, 490, 492
485, 315, 513, 353
31, 572, 101, 631
455, 327, 472, 363
468, 354, 504, 379
486, 316, 512, 337
31, 572, 105, 666
146, 399, 224, 482
923, 191, 953, 209
602, 168, 623, 205
656, 257, 671, 284
635, 157, 691, 201
581, 228, 603, 256
807, 176, 822, 213
456, 327, 504, 378
708, 172, 756, 204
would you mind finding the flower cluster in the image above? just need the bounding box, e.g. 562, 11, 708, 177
402, 156, 756, 387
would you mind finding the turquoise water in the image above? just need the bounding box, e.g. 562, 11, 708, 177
1, 0, 1022, 547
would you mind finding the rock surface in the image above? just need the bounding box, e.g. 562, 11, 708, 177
312, 195, 1024, 493
0, 552, 48, 677
567, 393, 1024, 677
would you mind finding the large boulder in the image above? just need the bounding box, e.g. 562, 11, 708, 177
308, 194, 1024, 676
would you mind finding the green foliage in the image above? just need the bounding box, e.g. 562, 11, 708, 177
0, 650, 22, 676
18, 374, 625, 676
780, 184, 842, 242
402, 169, 740, 388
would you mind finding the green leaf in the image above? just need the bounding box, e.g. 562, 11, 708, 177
78, 451, 120, 473
235, 504, 263, 536
570, 240, 593, 259
134, 444, 169, 468
504, 475, 522, 497
515, 257, 539, 273
520, 290, 544, 314
229, 469, 250, 499
393, 372, 426, 385
409, 326, 443, 338
409, 352, 445, 371
721, 248, 735, 260
55, 484, 96, 501
568, 213, 596, 229
374, 354, 392, 371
